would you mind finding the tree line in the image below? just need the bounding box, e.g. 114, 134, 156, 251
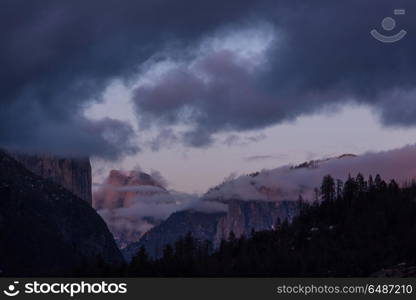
78, 173, 416, 277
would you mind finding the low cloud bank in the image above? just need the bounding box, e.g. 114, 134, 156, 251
205, 145, 416, 202
98, 191, 227, 222
94, 169, 227, 247
97, 191, 227, 247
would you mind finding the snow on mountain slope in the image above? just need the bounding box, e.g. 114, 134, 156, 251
204, 146, 416, 202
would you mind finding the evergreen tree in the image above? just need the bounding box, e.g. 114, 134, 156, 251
133, 246, 149, 265
388, 179, 399, 193
275, 217, 282, 230
163, 244, 174, 260
336, 179, 344, 200
313, 187, 320, 203
297, 195, 305, 213
368, 175, 375, 192
130, 246, 151, 276
228, 231, 236, 243
343, 174, 357, 200
320, 175, 335, 202
374, 174, 386, 192
356, 173, 367, 194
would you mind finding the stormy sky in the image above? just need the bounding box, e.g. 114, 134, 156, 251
2, 0, 416, 192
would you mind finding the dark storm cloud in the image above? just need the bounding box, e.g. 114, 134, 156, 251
133, 0, 416, 147
148, 128, 179, 151
3, 1, 416, 156
223, 134, 268, 147
134, 49, 276, 146
0, 0, 263, 157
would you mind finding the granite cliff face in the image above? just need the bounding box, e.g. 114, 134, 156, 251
11, 153, 92, 204
214, 200, 298, 245
123, 199, 298, 260
123, 210, 225, 260
0, 150, 122, 276
122, 210, 224, 261
94, 170, 168, 248
93, 169, 167, 210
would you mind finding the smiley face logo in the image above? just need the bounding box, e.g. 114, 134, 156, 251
371, 9, 407, 43
3, 281, 20, 297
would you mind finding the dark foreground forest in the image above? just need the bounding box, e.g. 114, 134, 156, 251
80, 174, 416, 277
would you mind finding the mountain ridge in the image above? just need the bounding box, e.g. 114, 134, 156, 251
0, 150, 123, 276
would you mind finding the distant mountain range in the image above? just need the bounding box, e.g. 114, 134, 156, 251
121, 150, 416, 260
114, 156, 358, 260
2, 146, 412, 275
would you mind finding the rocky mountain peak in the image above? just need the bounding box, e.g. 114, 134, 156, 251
94, 169, 167, 210
93, 169, 169, 248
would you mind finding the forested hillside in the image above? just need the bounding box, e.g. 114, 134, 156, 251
122, 173, 416, 277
